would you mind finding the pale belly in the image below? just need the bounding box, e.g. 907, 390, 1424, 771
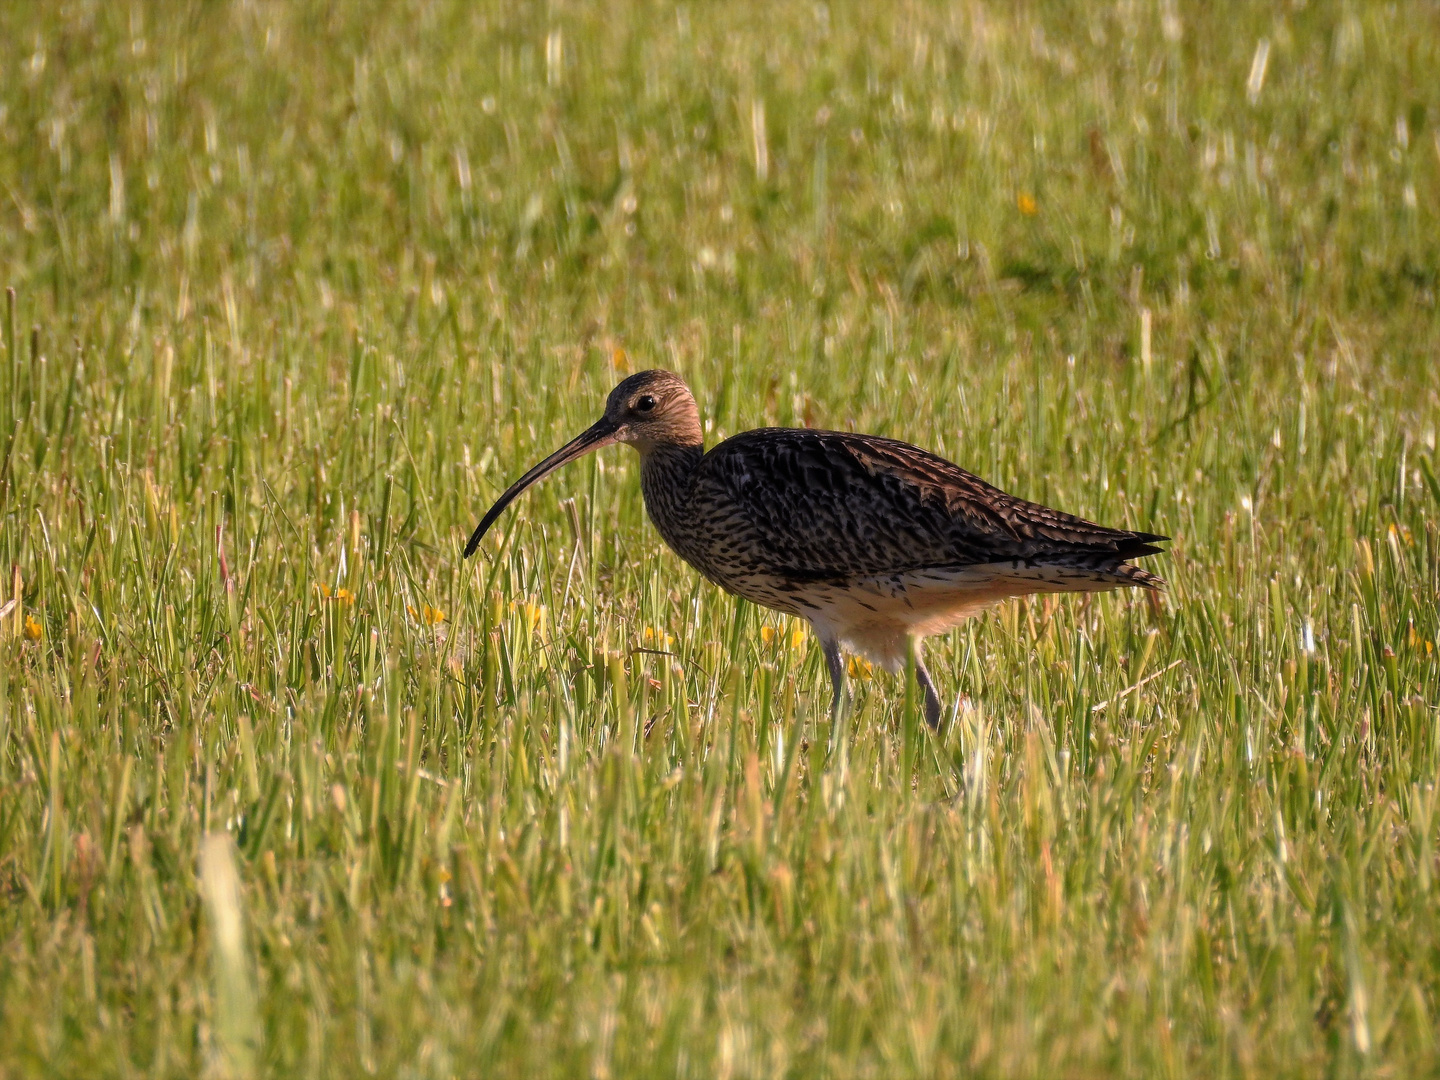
713, 562, 1130, 670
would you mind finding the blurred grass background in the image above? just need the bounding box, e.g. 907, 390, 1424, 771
1, 1, 1439, 1076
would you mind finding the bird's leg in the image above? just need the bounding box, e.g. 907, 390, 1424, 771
912, 653, 943, 731
822, 638, 849, 721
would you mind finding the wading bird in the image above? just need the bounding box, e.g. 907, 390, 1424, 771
464, 370, 1166, 729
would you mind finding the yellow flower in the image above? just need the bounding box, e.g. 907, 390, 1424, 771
612, 346, 628, 371
23, 614, 42, 640
522, 601, 546, 637
762, 623, 807, 650
847, 656, 873, 679
333, 588, 355, 606
642, 626, 673, 647
1016, 191, 1038, 216
1409, 624, 1435, 656
409, 604, 447, 626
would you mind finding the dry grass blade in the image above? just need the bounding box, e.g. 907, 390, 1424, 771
198, 834, 261, 1080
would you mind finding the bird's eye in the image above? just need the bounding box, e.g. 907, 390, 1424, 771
634, 395, 657, 413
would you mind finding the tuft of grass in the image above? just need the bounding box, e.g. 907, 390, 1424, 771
1, 1, 1438, 1076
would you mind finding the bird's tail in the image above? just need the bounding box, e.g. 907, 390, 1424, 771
1018, 551, 1167, 591
1108, 561, 1166, 590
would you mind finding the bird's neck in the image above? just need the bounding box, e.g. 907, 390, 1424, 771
637, 440, 704, 557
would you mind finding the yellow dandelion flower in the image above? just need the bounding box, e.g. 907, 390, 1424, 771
760, 625, 777, 646
317, 583, 332, 598
790, 627, 807, 650
24, 614, 43, 640
1390, 523, 1414, 547
1016, 191, 1038, 216
847, 656, 873, 680
523, 601, 546, 636
612, 346, 628, 371
333, 588, 355, 606
1411, 625, 1435, 656
423, 604, 446, 625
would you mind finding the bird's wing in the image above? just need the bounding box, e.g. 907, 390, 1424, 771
688, 429, 1165, 581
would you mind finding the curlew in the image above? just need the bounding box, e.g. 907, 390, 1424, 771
464, 370, 1167, 729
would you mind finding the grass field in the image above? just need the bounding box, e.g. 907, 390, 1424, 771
2, 1, 1440, 1076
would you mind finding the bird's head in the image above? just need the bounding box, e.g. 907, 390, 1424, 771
601, 369, 702, 452
463, 369, 700, 558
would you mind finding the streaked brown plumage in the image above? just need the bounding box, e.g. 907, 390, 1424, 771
464, 370, 1167, 728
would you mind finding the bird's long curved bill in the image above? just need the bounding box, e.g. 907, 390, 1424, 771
463, 418, 618, 558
